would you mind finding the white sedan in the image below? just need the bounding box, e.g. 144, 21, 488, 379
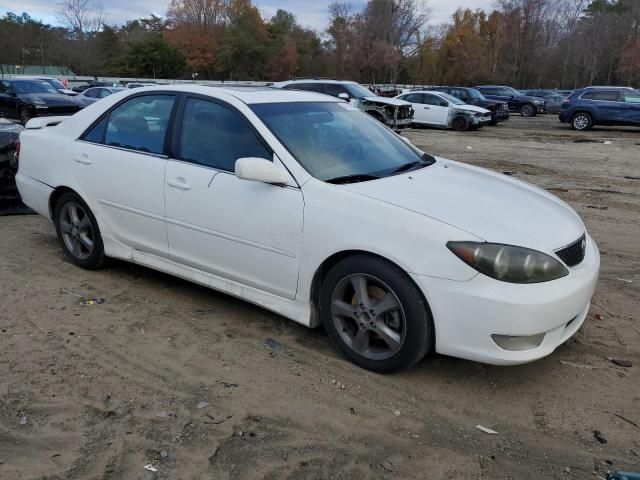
16, 85, 599, 372
396, 90, 493, 131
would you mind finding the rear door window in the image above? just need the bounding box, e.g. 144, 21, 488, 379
102, 95, 175, 154
400, 93, 424, 103
284, 83, 325, 94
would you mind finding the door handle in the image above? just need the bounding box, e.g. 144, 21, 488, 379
74, 154, 92, 165
167, 178, 191, 190
423, 106, 430, 109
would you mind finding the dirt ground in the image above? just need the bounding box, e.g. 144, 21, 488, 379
0, 115, 638, 480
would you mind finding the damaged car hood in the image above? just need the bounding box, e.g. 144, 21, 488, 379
361, 96, 411, 107
454, 104, 491, 114
340, 159, 585, 252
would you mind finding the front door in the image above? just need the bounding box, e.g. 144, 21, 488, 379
164, 96, 303, 299
422, 93, 450, 126
621, 90, 640, 125
73, 93, 176, 257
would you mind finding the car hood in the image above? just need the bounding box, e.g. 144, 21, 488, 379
453, 104, 490, 114
362, 96, 411, 107
340, 159, 585, 252
18, 93, 80, 106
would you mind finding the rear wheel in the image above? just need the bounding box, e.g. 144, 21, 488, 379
520, 104, 536, 117
54, 192, 105, 269
451, 116, 469, 131
571, 112, 593, 131
320, 255, 433, 373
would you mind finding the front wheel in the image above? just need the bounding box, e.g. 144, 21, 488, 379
451, 116, 469, 131
320, 255, 433, 373
19, 107, 33, 125
520, 104, 536, 117
54, 192, 105, 269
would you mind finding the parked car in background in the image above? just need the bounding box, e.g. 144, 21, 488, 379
15, 85, 599, 372
396, 90, 492, 131
559, 86, 640, 130
0, 79, 82, 124
275, 79, 414, 130
76, 87, 125, 106
127, 82, 157, 89
429, 86, 509, 125
522, 90, 566, 114
72, 82, 117, 93
16, 76, 77, 96
476, 85, 546, 117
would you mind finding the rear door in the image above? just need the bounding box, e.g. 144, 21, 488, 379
73, 93, 176, 257
581, 90, 622, 123
397, 93, 428, 123
164, 95, 304, 299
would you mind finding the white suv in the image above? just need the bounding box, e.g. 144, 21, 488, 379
273, 79, 413, 130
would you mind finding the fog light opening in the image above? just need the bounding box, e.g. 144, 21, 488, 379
491, 333, 545, 351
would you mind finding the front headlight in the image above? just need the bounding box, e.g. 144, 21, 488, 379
31, 96, 47, 106
447, 242, 568, 283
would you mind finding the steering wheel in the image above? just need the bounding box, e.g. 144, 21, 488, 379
337, 141, 362, 160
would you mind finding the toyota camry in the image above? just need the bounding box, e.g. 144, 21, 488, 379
15, 85, 599, 372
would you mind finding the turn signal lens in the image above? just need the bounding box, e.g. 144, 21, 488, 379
447, 242, 569, 283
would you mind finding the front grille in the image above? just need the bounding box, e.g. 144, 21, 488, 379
555, 234, 586, 267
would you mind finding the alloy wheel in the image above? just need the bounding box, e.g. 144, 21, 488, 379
330, 274, 406, 361
59, 202, 95, 260
521, 105, 534, 117
573, 114, 590, 130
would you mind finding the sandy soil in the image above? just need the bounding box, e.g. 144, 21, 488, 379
0, 115, 638, 479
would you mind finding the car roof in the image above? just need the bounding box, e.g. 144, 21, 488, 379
274, 79, 359, 86
581, 86, 634, 90
122, 84, 341, 105
405, 90, 447, 97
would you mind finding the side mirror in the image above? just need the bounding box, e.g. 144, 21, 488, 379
235, 157, 289, 185
338, 93, 350, 100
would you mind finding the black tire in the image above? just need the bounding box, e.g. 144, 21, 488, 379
54, 192, 105, 269
451, 116, 469, 131
320, 255, 433, 373
520, 104, 536, 117
19, 107, 33, 125
571, 112, 593, 131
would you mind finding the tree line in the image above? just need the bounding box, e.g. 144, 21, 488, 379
0, 0, 638, 88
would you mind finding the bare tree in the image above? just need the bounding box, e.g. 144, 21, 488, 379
57, 0, 104, 39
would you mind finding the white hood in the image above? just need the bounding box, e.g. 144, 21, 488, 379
361, 96, 411, 107
340, 159, 585, 253
454, 104, 491, 114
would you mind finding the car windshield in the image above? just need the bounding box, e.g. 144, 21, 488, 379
45, 79, 66, 90
251, 102, 434, 183
344, 83, 375, 99
12, 80, 59, 94
468, 88, 485, 100
439, 93, 465, 105
506, 87, 524, 96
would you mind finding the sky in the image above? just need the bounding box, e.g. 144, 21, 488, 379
0, 0, 495, 30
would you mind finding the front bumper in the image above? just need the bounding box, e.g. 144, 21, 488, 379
411, 234, 600, 365
535, 103, 547, 113
391, 117, 413, 129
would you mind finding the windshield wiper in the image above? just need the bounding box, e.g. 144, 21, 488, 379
326, 174, 380, 184
391, 155, 435, 174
